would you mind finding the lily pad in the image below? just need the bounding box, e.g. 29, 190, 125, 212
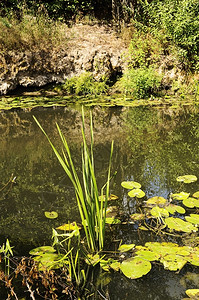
128, 189, 145, 198
135, 250, 160, 261
176, 175, 197, 184
165, 217, 197, 233
121, 181, 141, 189
130, 213, 145, 221
183, 197, 199, 208
118, 244, 135, 252
165, 204, 186, 214
29, 246, 56, 256
120, 257, 151, 279
193, 191, 199, 198
150, 206, 169, 218
106, 217, 121, 224
146, 196, 167, 206
160, 254, 187, 271
44, 211, 58, 219
185, 214, 199, 225
172, 192, 190, 201
185, 289, 199, 298
56, 222, 81, 231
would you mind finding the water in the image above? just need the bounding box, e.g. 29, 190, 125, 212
0, 104, 199, 299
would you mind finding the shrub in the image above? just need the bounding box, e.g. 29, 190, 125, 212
119, 67, 162, 99
62, 72, 108, 96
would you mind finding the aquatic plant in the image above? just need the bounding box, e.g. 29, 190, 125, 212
34, 108, 114, 252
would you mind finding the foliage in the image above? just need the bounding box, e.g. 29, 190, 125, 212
62, 72, 108, 96
34, 108, 114, 252
119, 66, 162, 98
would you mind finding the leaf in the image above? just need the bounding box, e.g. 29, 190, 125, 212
183, 197, 199, 208
165, 204, 186, 214
150, 206, 169, 218
185, 289, 199, 298
193, 191, 199, 198
45, 211, 58, 219
176, 175, 197, 184
145, 196, 167, 206
172, 192, 190, 201
185, 214, 199, 225
109, 194, 119, 200
56, 222, 81, 231
121, 181, 141, 189
105, 217, 121, 224
29, 246, 56, 256
135, 250, 160, 261
85, 254, 101, 266
118, 244, 135, 252
110, 261, 120, 271
160, 254, 187, 271
120, 257, 151, 279
165, 217, 197, 233
130, 213, 145, 221
128, 189, 145, 198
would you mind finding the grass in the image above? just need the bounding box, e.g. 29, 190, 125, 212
34, 108, 114, 252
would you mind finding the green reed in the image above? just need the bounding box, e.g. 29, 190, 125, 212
34, 108, 113, 252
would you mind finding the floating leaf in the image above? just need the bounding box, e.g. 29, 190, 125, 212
172, 192, 190, 201
145, 196, 167, 206
110, 261, 120, 271
183, 197, 199, 208
29, 246, 56, 256
106, 206, 118, 217
56, 222, 81, 231
160, 254, 187, 271
166, 204, 186, 214
176, 175, 197, 184
121, 181, 141, 189
150, 206, 169, 218
109, 194, 119, 201
165, 217, 197, 233
193, 191, 199, 198
135, 250, 160, 261
128, 189, 145, 198
130, 213, 145, 221
185, 289, 199, 298
45, 211, 58, 219
120, 257, 151, 279
118, 244, 135, 252
106, 217, 121, 224
85, 254, 101, 266
185, 214, 199, 225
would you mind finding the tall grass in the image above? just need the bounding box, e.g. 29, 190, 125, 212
34, 108, 113, 252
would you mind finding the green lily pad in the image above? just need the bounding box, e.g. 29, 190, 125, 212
185, 214, 199, 225
121, 181, 141, 189
176, 175, 197, 184
29, 246, 56, 256
128, 189, 145, 198
150, 206, 169, 218
185, 289, 199, 298
106, 217, 121, 224
110, 261, 121, 271
165, 217, 197, 233
44, 211, 58, 219
160, 254, 187, 271
135, 250, 160, 261
120, 257, 151, 279
193, 191, 199, 198
183, 197, 199, 208
165, 204, 186, 214
172, 192, 190, 201
145, 196, 167, 206
118, 244, 135, 252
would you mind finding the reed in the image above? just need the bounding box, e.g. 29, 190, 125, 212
34, 108, 113, 252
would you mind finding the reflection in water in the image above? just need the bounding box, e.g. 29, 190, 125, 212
0, 105, 199, 299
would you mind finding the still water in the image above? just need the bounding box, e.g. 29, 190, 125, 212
0, 104, 199, 299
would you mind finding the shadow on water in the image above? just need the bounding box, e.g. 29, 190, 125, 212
0, 104, 199, 299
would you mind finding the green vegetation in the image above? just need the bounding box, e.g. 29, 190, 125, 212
61, 72, 108, 96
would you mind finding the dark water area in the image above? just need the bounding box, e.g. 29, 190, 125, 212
0, 104, 199, 299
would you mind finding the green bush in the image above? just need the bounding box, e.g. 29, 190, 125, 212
119, 67, 162, 99
63, 72, 108, 96
145, 0, 199, 69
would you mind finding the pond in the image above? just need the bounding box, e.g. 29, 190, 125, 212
0, 103, 199, 299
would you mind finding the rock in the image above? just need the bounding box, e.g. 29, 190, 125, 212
0, 24, 127, 95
